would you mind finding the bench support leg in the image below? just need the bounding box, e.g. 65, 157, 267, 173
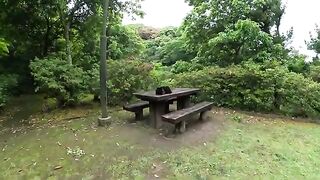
177, 96, 191, 110
175, 121, 186, 133
180, 121, 186, 133
135, 109, 143, 121
165, 103, 170, 113
199, 112, 204, 121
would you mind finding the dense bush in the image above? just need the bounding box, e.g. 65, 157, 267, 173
174, 63, 320, 118
30, 53, 89, 106
286, 55, 310, 74
171, 61, 204, 74
279, 72, 320, 117
197, 20, 286, 66
308, 65, 320, 82
150, 63, 175, 87
143, 28, 195, 65
0, 38, 9, 56
0, 74, 18, 108
91, 60, 154, 105
109, 25, 146, 60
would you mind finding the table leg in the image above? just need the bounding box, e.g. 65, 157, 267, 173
176, 96, 191, 132
165, 103, 170, 113
177, 96, 191, 110
149, 101, 166, 129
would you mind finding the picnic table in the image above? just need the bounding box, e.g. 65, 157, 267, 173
133, 88, 200, 128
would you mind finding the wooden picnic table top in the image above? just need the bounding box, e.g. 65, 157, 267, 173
133, 88, 200, 102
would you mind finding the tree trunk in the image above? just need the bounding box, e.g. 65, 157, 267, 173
43, 17, 52, 57
98, 0, 110, 126
65, 21, 72, 65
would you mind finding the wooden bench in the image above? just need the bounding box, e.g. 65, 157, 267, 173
123, 101, 149, 121
162, 101, 213, 133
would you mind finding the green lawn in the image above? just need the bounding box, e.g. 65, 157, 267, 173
1, 104, 320, 179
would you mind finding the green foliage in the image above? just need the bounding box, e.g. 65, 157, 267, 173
184, 0, 285, 47
91, 60, 154, 105
307, 25, 320, 57
199, 20, 285, 66
0, 38, 9, 56
150, 63, 175, 87
109, 25, 145, 60
286, 54, 310, 74
171, 60, 204, 74
308, 64, 320, 82
230, 114, 243, 123
0, 0, 145, 93
143, 28, 195, 65
183, 0, 288, 66
30, 53, 89, 106
279, 72, 320, 117
174, 63, 320, 118
0, 74, 18, 108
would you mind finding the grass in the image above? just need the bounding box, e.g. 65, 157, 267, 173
1, 97, 320, 179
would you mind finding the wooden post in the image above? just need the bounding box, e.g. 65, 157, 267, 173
149, 102, 166, 129
98, 0, 111, 126
135, 109, 143, 121
176, 96, 191, 133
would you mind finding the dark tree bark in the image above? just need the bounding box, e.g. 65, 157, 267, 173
64, 21, 72, 64
42, 17, 52, 57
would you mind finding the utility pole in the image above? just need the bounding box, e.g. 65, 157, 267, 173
98, 0, 111, 126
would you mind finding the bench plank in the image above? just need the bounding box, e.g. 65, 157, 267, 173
162, 102, 213, 124
123, 101, 149, 112
123, 101, 150, 121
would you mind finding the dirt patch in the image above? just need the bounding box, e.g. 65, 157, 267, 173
111, 108, 227, 151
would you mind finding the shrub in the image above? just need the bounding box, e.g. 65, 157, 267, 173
286, 55, 310, 74
30, 53, 89, 107
171, 61, 204, 74
91, 60, 154, 105
0, 74, 18, 108
308, 65, 320, 82
150, 63, 175, 87
279, 73, 320, 117
174, 64, 320, 118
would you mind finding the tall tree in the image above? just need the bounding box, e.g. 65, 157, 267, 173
184, 0, 286, 49
98, 0, 110, 126
183, 0, 287, 66
307, 25, 320, 59
55, 0, 97, 64
0, 0, 61, 59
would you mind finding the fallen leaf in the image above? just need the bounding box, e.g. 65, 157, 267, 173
53, 166, 63, 170
2, 145, 8, 152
